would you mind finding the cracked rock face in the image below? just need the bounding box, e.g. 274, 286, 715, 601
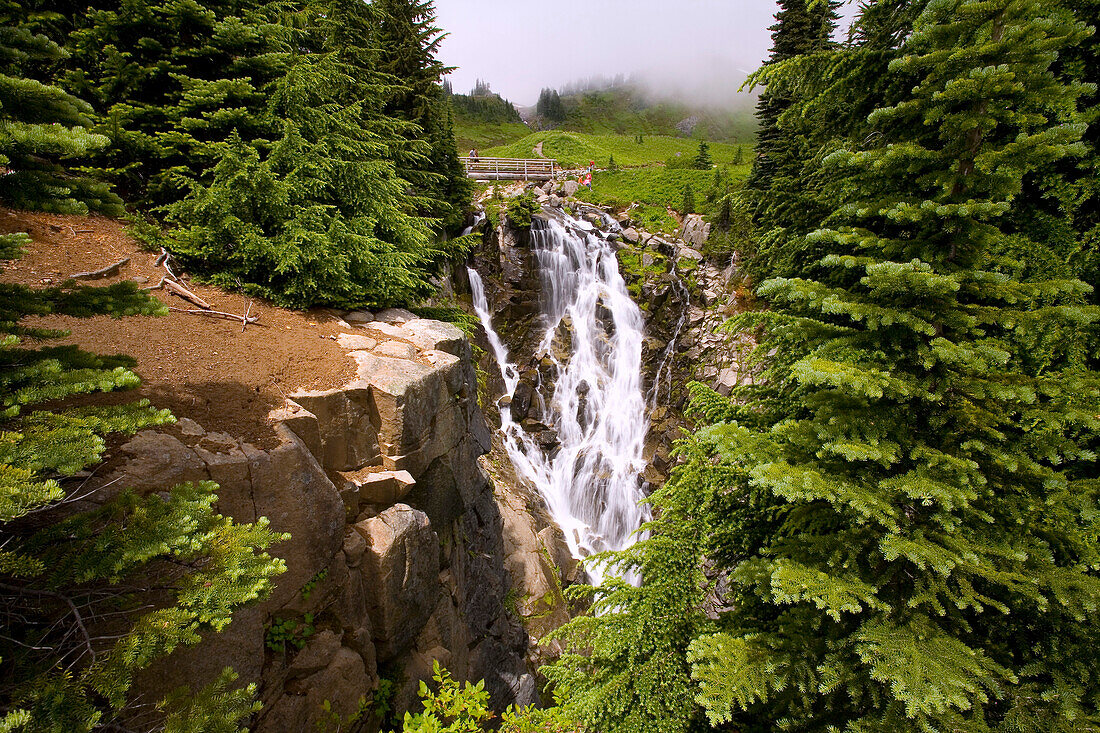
113, 314, 533, 731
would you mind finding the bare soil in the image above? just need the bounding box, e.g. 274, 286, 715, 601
1, 207, 358, 448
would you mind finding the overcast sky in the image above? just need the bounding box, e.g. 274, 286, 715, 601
435, 1, 860, 107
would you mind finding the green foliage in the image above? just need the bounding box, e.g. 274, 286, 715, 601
0, 234, 287, 731
506, 191, 541, 229
159, 0, 469, 310
58, 0, 285, 207
300, 568, 328, 602
374, 0, 472, 230
542, 467, 714, 733
395, 661, 491, 732
691, 141, 712, 170
680, 185, 695, 216
265, 612, 316, 653
484, 132, 749, 170
0, 0, 120, 215
573, 167, 745, 215
393, 662, 582, 733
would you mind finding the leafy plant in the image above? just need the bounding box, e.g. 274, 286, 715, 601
265, 613, 316, 653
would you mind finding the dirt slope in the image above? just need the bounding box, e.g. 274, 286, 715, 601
1, 207, 358, 447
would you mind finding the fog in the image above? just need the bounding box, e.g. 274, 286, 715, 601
435, 0, 860, 107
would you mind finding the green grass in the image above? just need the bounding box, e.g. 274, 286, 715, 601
454, 121, 532, 155
483, 131, 751, 169
575, 166, 751, 210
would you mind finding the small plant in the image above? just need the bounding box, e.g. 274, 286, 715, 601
301, 568, 329, 602
316, 695, 369, 733
506, 191, 541, 228
681, 185, 696, 215
265, 613, 316, 653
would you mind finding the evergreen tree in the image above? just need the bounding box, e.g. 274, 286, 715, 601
58, 0, 286, 207
0, 0, 120, 215
742, 0, 928, 285
544, 472, 712, 733
373, 0, 471, 230
744, 0, 839, 193
681, 185, 696, 215
679, 2, 1100, 730
691, 140, 712, 170
162, 0, 471, 309
733, 145, 744, 165
0, 240, 285, 730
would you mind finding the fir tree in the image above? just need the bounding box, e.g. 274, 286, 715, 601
0, 0, 120, 216
681, 185, 696, 215
373, 0, 471, 231
681, 2, 1100, 730
162, 0, 471, 309
691, 140, 712, 170
58, 0, 286, 207
0, 245, 286, 729
744, 0, 839, 193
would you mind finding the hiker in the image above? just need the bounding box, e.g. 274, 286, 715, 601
469, 148, 479, 162
581, 160, 594, 189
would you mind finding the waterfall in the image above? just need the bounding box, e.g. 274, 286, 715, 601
467, 213, 650, 587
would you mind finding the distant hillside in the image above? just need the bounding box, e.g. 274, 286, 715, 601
446, 79, 531, 152
526, 83, 758, 143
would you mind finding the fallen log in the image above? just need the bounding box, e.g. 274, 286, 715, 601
71, 257, 130, 280
163, 278, 211, 310
168, 307, 260, 326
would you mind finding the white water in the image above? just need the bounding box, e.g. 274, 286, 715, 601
467, 213, 650, 587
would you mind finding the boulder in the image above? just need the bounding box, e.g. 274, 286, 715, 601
344, 310, 374, 324
355, 505, 440, 660
679, 214, 711, 249
402, 319, 467, 356
374, 308, 417, 324
351, 352, 471, 478
337, 333, 378, 351
677, 245, 704, 262
621, 227, 640, 244
560, 180, 580, 197
353, 469, 416, 506
373, 340, 418, 360
288, 386, 381, 473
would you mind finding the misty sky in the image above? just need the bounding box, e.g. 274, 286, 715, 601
435, 1, 860, 107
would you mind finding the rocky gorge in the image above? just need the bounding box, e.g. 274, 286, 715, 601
93, 179, 751, 732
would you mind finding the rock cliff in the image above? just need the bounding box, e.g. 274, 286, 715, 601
111, 311, 537, 731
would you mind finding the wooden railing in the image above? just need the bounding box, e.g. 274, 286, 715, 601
460, 157, 557, 181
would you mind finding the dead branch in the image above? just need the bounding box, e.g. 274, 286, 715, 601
0, 581, 96, 665
141, 277, 166, 291
241, 300, 253, 333
157, 247, 179, 281
163, 279, 211, 309
71, 257, 129, 281
168, 307, 259, 327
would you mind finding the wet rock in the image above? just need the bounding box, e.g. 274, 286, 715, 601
511, 382, 534, 421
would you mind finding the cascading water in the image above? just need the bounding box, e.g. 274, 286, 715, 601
468, 213, 650, 587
